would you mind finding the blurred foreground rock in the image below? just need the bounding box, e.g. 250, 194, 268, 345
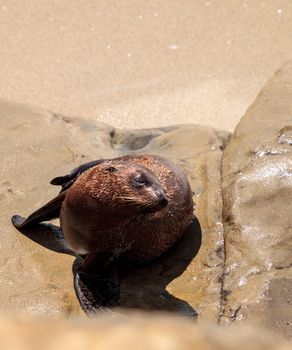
221, 62, 292, 338
0, 315, 290, 350
0, 99, 230, 320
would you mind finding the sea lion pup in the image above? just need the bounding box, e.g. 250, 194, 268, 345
11, 154, 194, 315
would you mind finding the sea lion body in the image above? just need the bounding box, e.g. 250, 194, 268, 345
11, 154, 194, 314
61, 154, 193, 262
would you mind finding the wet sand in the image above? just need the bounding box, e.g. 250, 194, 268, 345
0, 0, 292, 131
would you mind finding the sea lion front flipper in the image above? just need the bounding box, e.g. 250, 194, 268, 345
51, 159, 108, 192
73, 255, 120, 316
11, 190, 67, 229
11, 219, 76, 256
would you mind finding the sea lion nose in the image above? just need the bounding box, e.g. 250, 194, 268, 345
160, 196, 168, 208
156, 191, 168, 208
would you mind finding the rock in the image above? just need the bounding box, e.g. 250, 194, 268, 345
0, 98, 230, 320
0, 314, 290, 350
221, 62, 292, 338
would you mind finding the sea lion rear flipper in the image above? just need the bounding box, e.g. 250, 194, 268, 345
51, 159, 108, 192
11, 190, 67, 229
74, 270, 120, 316
73, 255, 120, 316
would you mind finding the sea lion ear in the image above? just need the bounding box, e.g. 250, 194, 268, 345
50, 159, 109, 192
105, 166, 118, 173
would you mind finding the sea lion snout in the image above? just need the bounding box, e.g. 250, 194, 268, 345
159, 193, 168, 208
155, 189, 168, 208
141, 188, 168, 214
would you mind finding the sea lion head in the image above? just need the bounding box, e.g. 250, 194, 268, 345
81, 161, 168, 216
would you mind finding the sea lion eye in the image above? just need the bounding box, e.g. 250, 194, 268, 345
106, 166, 118, 173
133, 174, 146, 187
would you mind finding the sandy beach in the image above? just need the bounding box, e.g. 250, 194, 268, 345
0, 0, 292, 131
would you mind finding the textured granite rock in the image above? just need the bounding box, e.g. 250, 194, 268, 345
220, 62, 292, 338
0, 315, 290, 350
0, 98, 230, 320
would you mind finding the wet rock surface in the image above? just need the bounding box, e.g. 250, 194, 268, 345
0, 98, 230, 320
221, 62, 292, 338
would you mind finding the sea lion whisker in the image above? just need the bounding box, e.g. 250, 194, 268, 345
114, 196, 138, 203
145, 201, 159, 209
114, 196, 136, 200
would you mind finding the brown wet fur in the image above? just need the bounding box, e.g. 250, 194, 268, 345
60, 154, 194, 262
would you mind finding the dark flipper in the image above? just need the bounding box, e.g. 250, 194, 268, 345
11, 218, 75, 256
51, 159, 108, 192
73, 255, 120, 316
11, 190, 67, 229
74, 270, 120, 316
